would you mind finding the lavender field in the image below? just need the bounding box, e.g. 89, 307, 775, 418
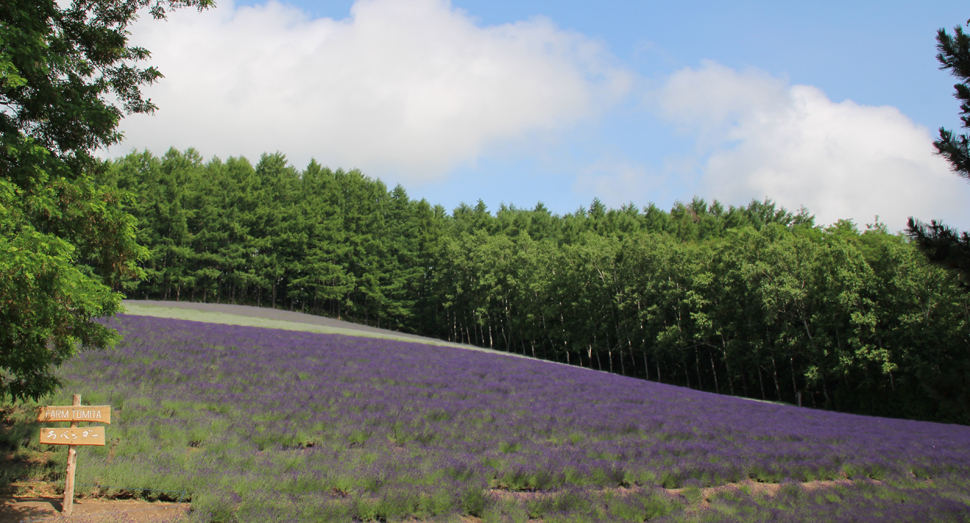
9, 314, 970, 522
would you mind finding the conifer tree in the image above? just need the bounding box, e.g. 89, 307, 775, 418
908, 19, 970, 286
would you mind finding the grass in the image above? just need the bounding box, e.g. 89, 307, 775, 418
121, 302, 513, 355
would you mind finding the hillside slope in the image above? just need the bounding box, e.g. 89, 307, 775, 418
3, 308, 969, 522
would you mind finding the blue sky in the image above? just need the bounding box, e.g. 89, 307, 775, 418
112, 0, 970, 230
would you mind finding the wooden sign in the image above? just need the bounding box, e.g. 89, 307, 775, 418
37, 405, 111, 424
38, 395, 112, 516
39, 427, 106, 446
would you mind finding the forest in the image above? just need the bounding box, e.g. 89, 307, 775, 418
100, 147, 970, 425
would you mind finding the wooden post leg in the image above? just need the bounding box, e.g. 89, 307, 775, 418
63, 394, 80, 516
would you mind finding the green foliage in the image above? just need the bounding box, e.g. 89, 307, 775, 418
0, 0, 212, 401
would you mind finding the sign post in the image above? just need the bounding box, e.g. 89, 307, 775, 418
64, 394, 79, 517
38, 395, 111, 516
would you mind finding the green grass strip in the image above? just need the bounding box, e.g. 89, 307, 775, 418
120, 303, 526, 358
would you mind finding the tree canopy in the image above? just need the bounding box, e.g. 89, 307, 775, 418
0, 0, 211, 401
907, 20, 970, 287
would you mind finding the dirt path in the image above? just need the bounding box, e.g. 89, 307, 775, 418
0, 498, 187, 523
0, 480, 187, 523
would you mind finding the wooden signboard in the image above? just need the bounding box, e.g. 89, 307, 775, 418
37, 405, 111, 424
39, 395, 112, 516
39, 427, 106, 446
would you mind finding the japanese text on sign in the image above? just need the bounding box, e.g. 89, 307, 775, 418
39, 427, 106, 446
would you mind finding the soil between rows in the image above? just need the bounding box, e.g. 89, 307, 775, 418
0, 497, 187, 523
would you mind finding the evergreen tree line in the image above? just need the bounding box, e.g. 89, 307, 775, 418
103, 148, 970, 424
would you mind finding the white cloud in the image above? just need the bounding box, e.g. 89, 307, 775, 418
109, 0, 632, 183
653, 60, 970, 230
